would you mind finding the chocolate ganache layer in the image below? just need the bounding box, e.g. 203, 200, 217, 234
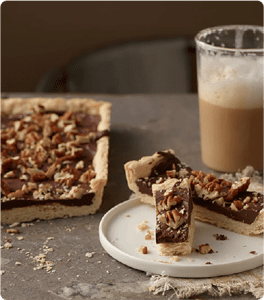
1, 107, 109, 211
136, 151, 192, 196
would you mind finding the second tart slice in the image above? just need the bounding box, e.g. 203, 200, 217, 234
152, 178, 195, 256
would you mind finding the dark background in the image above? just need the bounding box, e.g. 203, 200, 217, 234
1, 1, 263, 93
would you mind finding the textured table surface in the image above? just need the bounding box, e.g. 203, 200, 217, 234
1, 93, 260, 300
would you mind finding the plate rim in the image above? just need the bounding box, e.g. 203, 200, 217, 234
99, 197, 263, 278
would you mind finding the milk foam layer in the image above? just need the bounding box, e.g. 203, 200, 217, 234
199, 55, 263, 109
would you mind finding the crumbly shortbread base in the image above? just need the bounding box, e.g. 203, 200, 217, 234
124, 150, 175, 205
1, 97, 111, 224
1, 192, 103, 224
157, 211, 196, 256
194, 204, 263, 236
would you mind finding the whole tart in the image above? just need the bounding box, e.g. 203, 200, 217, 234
152, 178, 195, 256
124, 150, 191, 205
1, 97, 111, 224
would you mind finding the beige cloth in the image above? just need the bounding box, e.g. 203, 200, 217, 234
148, 266, 264, 299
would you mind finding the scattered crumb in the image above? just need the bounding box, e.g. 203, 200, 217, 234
15, 262, 22, 266
97, 261, 102, 264
137, 245, 148, 254
145, 233, 153, 240
250, 251, 257, 255
17, 236, 24, 241
21, 223, 35, 227
9, 222, 20, 228
0, 271, 5, 275
170, 256, 180, 262
4, 242, 13, 249
145, 230, 154, 240
205, 262, 212, 265
85, 252, 95, 258
137, 220, 149, 231
126, 214, 130, 217
213, 234, 227, 241
158, 261, 172, 264
192, 247, 199, 253
199, 244, 214, 254
5, 229, 20, 234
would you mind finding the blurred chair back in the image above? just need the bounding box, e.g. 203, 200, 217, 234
36, 38, 196, 94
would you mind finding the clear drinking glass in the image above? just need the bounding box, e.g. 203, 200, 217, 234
195, 25, 263, 172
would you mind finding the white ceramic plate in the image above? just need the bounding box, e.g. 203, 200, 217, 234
99, 196, 263, 278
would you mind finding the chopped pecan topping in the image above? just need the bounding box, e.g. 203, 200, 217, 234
232, 200, 243, 210
157, 195, 182, 212
7, 190, 24, 199
26, 168, 43, 175
1, 157, 24, 174
31, 172, 47, 182
225, 177, 250, 201
24, 131, 41, 145
61, 111, 73, 121
52, 133, 64, 144
75, 160, 84, 170
28, 182, 38, 190
45, 162, 59, 178
54, 171, 74, 186
76, 132, 96, 144
3, 171, 16, 179
68, 186, 84, 199
158, 209, 184, 229
79, 169, 96, 184
22, 184, 29, 194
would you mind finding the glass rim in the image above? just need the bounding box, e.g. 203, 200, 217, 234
195, 24, 264, 53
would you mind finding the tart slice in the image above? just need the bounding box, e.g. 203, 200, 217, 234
152, 178, 195, 256
124, 150, 191, 205
190, 171, 263, 235
1, 97, 111, 224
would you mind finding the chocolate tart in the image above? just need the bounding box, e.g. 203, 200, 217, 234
152, 178, 195, 256
1, 97, 111, 224
190, 171, 263, 236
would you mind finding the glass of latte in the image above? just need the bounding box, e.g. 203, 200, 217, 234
195, 25, 263, 172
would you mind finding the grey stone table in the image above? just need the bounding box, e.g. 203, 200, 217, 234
1, 93, 260, 300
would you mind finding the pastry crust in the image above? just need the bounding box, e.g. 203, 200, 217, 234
124, 150, 175, 205
1, 97, 111, 224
